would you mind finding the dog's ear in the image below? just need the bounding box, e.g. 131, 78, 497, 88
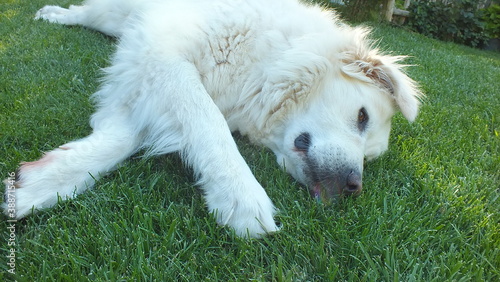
342, 53, 423, 122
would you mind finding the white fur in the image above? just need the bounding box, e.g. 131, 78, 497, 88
5, 0, 422, 238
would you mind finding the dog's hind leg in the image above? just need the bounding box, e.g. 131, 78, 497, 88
3, 114, 141, 219
34, 0, 140, 37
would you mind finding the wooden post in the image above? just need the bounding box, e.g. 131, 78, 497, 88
385, 0, 396, 22
404, 0, 411, 9
388, 0, 411, 24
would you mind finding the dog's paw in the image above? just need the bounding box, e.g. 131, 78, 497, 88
2, 169, 62, 219
206, 181, 280, 238
2, 152, 94, 219
34, 6, 69, 22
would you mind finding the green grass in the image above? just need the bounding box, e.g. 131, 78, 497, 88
1, 0, 499, 281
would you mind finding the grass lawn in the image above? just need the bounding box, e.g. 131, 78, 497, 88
1, 0, 499, 281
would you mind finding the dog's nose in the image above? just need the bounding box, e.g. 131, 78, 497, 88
342, 171, 362, 196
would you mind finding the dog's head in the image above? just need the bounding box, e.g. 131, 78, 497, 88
255, 27, 423, 201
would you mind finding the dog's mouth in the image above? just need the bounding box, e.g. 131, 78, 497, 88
308, 170, 363, 203
311, 182, 333, 203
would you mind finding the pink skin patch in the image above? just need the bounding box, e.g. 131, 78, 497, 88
20, 144, 71, 170
13, 146, 70, 188
14, 154, 53, 188
20, 153, 56, 170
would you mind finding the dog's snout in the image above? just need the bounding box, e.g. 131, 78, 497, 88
343, 170, 362, 196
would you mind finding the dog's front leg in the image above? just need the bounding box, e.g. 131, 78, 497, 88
144, 60, 279, 238
3, 114, 141, 219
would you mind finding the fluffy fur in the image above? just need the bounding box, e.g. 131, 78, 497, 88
4, 0, 422, 237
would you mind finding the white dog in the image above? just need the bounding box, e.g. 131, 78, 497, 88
4, 0, 422, 237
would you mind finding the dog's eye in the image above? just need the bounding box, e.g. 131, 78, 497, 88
294, 133, 311, 152
358, 107, 369, 131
